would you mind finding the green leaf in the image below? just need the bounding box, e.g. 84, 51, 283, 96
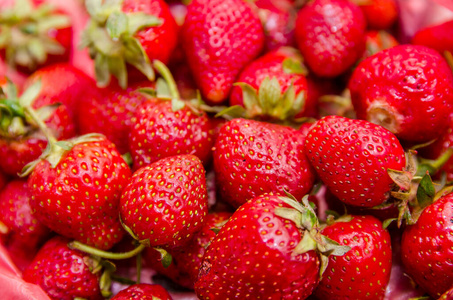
35, 103, 60, 122
171, 98, 186, 112
85, 0, 103, 17
127, 13, 162, 36
258, 77, 281, 113
274, 207, 303, 229
416, 173, 435, 208
123, 37, 154, 81
156, 78, 170, 98
27, 38, 46, 63
388, 169, 412, 191
107, 56, 128, 89
292, 231, 317, 255
37, 14, 71, 33
94, 54, 111, 87
215, 105, 246, 119
91, 26, 122, 56
319, 235, 351, 256
234, 82, 259, 112
19, 80, 41, 108
154, 247, 172, 269
282, 57, 308, 76
106, 11, 128, 40
382, 218, 397, 229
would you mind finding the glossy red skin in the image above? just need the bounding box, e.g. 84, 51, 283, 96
129, 99, 215, 170
120, 155, 208, 248
349, 45, 453, 142
122, 0, 178, 66
0, 137, 47, 177
28, 138, 131, 250
78, 82, 152, 154
0, 179, 51, 270
0, 0, 72, 73
213, 118, 315, 208
401, 192, 453, 298
22, 236, 102, 300
229, 47, 312, 117
295, 0, 366, 77
182, 0, 265, 104
412, 20, 453, 54
315, 215, 392, 299
363, 30, 399, 59
255, 0, 296, 51
360, 0, 398, 30
112, 284, 173, 300
419, 117, 453, 181
195, 194, 320, 299
304, 116, 406, 207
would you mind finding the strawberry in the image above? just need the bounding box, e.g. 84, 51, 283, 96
213, 118, 315, 208
144, 211, 232, 288
22, 236, 103, 300
0, 179, 52, 270
0, 76, 76, 176
182, 0, 265, 104
0, 0, 72, 73
0, 170, 6, 191
359, 0, 398, 30
412, 19, 453, 55
401, 191, 453, 298
80, 0, 178, 88
295, 0, 366, 77
229, 47, 313, 121
111, 284, 173, 300
315, 215, 392, 299
195, 194, 321, 299
119, 154, 208, 249
349, 44, 453, 142
78, 82, 153, 154
28, 136, 131, 250
128, 61, 215, 170
304, 115, 406, 207
255, 0, 297, 51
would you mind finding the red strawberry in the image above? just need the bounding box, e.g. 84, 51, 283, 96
195, 194, 320, 299
229, 47, 313, 121
363, 30, 399, 59
0, 179, 52, 270
255, 0, 297, 51
0, 170, 6, 191
78, 82, 153, 154
213, 118, 315, 208
0, 0, 72, 73
412, 19, 453, 55
349, 44, 453, 142
401, 191, 453, 298
315, 215, 392, 299
145, 211, 232, 288
28, 136, 131, 250
359, 0, 399, 30
0, 76, 76, 176
111, 284, 172, 300
120, 154, 208, 248
81, 0, 178, 88
23, 236, 103, 300
295, 0, 366, 77
304, 115, 406, 207
182, 0, 265, 103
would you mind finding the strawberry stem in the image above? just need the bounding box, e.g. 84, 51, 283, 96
153, 60, 180, 99
68, 241, 146, 260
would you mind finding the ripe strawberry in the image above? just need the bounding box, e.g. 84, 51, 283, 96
412, 19, 453, 55
0, 0, 72, 73
195, 194, 320, 299
255, 0, 297, 51
295, 0, 366, 77
81, 0, 178, 88
22, 236, 102, 300
401, 191, 453, 298
363, 30, 399, 59
304, 115, 406, 207
145, 211, 232, 288
111, 284, 172, 300
182, 0, 265, 103
78, 82, 152, 154
359, 0, 399, 30
0, 179, 52, 270
229, 47, 313, 121
349, 44, 453, 142
0, 170, 6, 191
0, 76, 76, 176
120, 154, 208, 248
28, 137, 131, 250
213, 118, 315, 208
315, 215, 392, 299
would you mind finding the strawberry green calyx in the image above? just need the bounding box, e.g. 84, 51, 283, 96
282, 56, 308, 76
69, 240, 146, 260
274, 194, 351, 277
83, 256, 116, 298
80, 0, 163, 88
0, 0, 70, 70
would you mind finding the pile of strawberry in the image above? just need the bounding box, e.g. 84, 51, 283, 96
0, 0, 453, 299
